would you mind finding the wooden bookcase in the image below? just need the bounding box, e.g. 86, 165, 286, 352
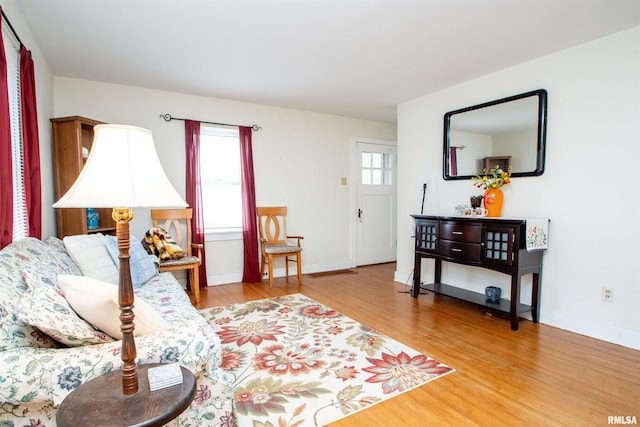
483, 155, 511, 172
51, 116, 115, 238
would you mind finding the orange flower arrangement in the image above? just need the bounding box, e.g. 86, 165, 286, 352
471, 166, 512, 190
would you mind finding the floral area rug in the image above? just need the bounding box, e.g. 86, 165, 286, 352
199, 293, 454, 426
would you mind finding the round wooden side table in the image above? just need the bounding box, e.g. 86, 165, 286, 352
56, 364, 196, 427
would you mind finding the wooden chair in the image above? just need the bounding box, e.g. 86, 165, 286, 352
257, 206, 303, 288
150, 208, 203, 304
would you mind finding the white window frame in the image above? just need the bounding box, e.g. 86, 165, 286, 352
200, 125, 243, 242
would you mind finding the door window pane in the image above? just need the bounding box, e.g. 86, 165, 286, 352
361, 151, 392, 185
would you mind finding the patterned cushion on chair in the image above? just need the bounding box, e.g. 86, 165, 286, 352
158, 255, 200, 267
264, 245, 302, 254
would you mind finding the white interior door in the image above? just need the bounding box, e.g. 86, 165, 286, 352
356, 142, 397, 265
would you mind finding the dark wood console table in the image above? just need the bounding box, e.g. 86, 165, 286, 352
411, 215, 544, 330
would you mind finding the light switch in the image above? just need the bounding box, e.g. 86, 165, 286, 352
341, 177, 347, 185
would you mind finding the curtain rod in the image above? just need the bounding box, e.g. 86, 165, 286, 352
1, 9, 23, 47
159, 113, 262, 132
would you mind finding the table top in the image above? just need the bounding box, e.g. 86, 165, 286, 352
56, 364, 196, 427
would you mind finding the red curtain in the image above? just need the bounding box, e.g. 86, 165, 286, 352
184, 120, 208, 288
20, 46, 41, 239
0, 12, 14, 249
449, 146, 458, 176
239, 126, 260, 282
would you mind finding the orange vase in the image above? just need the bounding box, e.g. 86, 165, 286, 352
484, 188, 504, 217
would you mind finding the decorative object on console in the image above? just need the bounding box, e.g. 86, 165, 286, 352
485, 286, 502, 302
526, 219, 550, 251
472, 166, 511, 217
52, 124, 192, 424
484, 188, 504, 217
470, 195, 483, 209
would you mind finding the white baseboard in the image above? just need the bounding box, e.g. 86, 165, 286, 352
205, 261, 357, 287
391, 273, 639, 350
541, 312, 640, 350
394, 269, 414, 287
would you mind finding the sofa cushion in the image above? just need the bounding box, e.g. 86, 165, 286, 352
104, 234, 158, 288
44, 236, 83, 276
0, 238, 86, 352
17, 271, 113, 346
57, 275, 168, 339
63, 234, 119, 285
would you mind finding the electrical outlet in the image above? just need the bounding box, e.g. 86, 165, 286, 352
602, 287, 614, 302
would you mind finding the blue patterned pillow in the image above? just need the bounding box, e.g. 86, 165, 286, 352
105, 235, 158, 288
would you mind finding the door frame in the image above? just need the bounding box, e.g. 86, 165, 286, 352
348, 136, 398, 266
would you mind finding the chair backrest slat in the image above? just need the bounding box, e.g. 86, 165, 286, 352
257, 206, 288, 246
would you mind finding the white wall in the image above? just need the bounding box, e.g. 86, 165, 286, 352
1, 0, 56, 237
52, 78, 396, 284
397, 26, 640, 349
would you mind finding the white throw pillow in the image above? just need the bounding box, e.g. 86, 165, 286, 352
57, 274, 169, 339
63, 234, 119, 284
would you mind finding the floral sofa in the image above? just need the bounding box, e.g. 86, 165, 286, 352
0, 236, 233, 426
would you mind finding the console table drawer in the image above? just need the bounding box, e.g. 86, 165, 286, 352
439, 240, 481, 261
439, 223, 481, 243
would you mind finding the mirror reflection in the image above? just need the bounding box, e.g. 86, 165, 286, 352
443, 89, 547, 180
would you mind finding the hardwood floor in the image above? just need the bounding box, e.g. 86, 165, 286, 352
190, 263, 639, 426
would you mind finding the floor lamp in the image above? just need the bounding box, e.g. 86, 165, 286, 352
53, 124, 195, 426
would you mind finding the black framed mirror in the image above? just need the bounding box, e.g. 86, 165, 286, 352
443, 89, 547, 180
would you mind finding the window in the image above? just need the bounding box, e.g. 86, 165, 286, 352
361, 151, 392, 185
200, 125, 242, 235
2, 23, 27, 240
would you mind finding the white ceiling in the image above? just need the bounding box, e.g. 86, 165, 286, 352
16, 0, 640, 123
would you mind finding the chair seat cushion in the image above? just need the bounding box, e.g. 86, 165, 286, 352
264, 245, 302, 255
159, 255, 200, 267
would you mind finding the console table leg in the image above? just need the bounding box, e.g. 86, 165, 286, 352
531, 272, 541, 323
510, 275, 521, 331
412, 254, 421, 298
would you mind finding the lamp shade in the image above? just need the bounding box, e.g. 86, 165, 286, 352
53, 124, 187, 209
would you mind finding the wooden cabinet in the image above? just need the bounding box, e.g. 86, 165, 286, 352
483, 156, 511, 171
411, 215, 544, 331
51, 116, 115, 238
